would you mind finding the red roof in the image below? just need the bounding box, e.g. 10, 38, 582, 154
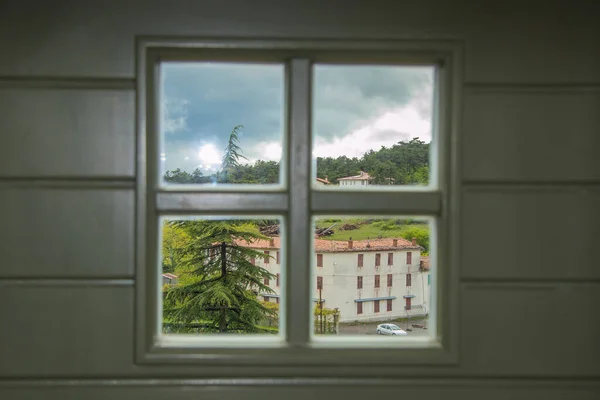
162, 273, 178, 279
338, 171, 372, 181
316, 177, 331, 184
233, 236, 420, 252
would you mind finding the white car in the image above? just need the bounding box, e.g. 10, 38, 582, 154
376, 324, 408, 336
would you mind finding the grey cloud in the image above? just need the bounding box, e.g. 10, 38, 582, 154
161, 62, 432, 173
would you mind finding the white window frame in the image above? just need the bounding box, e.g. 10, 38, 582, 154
135, 38, 462, 369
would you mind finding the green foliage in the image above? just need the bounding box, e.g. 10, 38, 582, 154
399, 226, 430, 254
372, 219, 398, 231
219, 125, 248, 183
164, 137, 429, 186
316, 138, 430, 185
162, 223, 190, 273
163, 168, 213, 184
162, 219, 277, 333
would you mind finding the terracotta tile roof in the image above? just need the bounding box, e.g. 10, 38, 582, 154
162, 273, 178, 279
316, 177, 331, 184
338, 171, 372, 181
232, 236, 421, 252
420, 256, 431, 271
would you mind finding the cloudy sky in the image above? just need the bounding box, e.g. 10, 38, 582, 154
161, 62, 433, 173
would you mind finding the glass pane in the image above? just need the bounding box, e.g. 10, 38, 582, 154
161, 216, 283, 336
312, 65, 435, 189
312, 216, 432, 337
160, 62, 284, 187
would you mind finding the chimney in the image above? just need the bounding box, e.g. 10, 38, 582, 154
393, 239, 398, 247
348, 238, 353, 249
269, 238, 275, 247
411, 237, 417, 246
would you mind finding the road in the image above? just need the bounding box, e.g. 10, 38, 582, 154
337, 318, 430, 337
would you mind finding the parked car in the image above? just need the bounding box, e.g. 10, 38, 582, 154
376, 324, 408, 336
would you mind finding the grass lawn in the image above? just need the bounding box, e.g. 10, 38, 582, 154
315, 218, 428, 241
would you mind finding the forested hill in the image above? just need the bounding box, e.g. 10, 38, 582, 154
164, 138, 429, 185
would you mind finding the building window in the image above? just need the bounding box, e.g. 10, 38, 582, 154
375, 253, 381, 267
276, 273, 280, 287
405, 297, 412, 311
406, 273, 412, 287
387, 274, 393, 287
387, 299, 392, 312
317, 254, 323, 267
264, 277, 270, 286
357, 276, 363, 289
406, 251, 412, 265
276, 297, 280, 304
277, 251, 280, 264
374, 300, 380, 313
358, 254, 363, 267
374, 275, 380, 288
317, 276, 323, 290
357, 302, 363, 315
263, 296, 269, 302
387, 252, 393, 266
264, 251, 270, 264
250, 256, 255, 265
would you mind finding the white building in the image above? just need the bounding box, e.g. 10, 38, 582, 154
237, 236, 431, 323
337, 171, 372, 187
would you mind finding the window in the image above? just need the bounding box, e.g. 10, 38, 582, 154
276, 273, 280, 287
374, 300, 380, 313
263, 296, 269, 302
405, 297, 412, 311
357, 276, 363, 289
375, 253, 381, 267
387, 299, 393, 312
406, 251, 412, 265
387, 274, 393, 287
140, 38, 459, 364
406, 273, 412, 287
277, 251, 280, 264
264, 277, 270, 286
317, 276, 323, 290
374, 275, 380, 288
317, 254, 323, 267
387, 253, 393, 266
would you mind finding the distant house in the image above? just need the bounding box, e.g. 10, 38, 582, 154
316, 176, 331, 186
162, 273, 178, 285
338, 171, 372, 187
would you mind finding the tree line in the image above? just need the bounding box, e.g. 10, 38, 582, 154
164, 137, 429, 185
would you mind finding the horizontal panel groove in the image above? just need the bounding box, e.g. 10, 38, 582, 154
0, 377, 599, 386
0, 76, 136, 90
0, 178, 135, 190
311, 191, 441, 214
464, 83, 600, 93
462, 278, 600, 286
0, 279, 134, 287
156, 192, 288, 213
462, 182, 600, 191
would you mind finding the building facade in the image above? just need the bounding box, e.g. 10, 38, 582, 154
337, 171, 372, 187
239, 236, 431, 323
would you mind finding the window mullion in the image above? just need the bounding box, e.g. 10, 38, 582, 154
285, 58, 312, 347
